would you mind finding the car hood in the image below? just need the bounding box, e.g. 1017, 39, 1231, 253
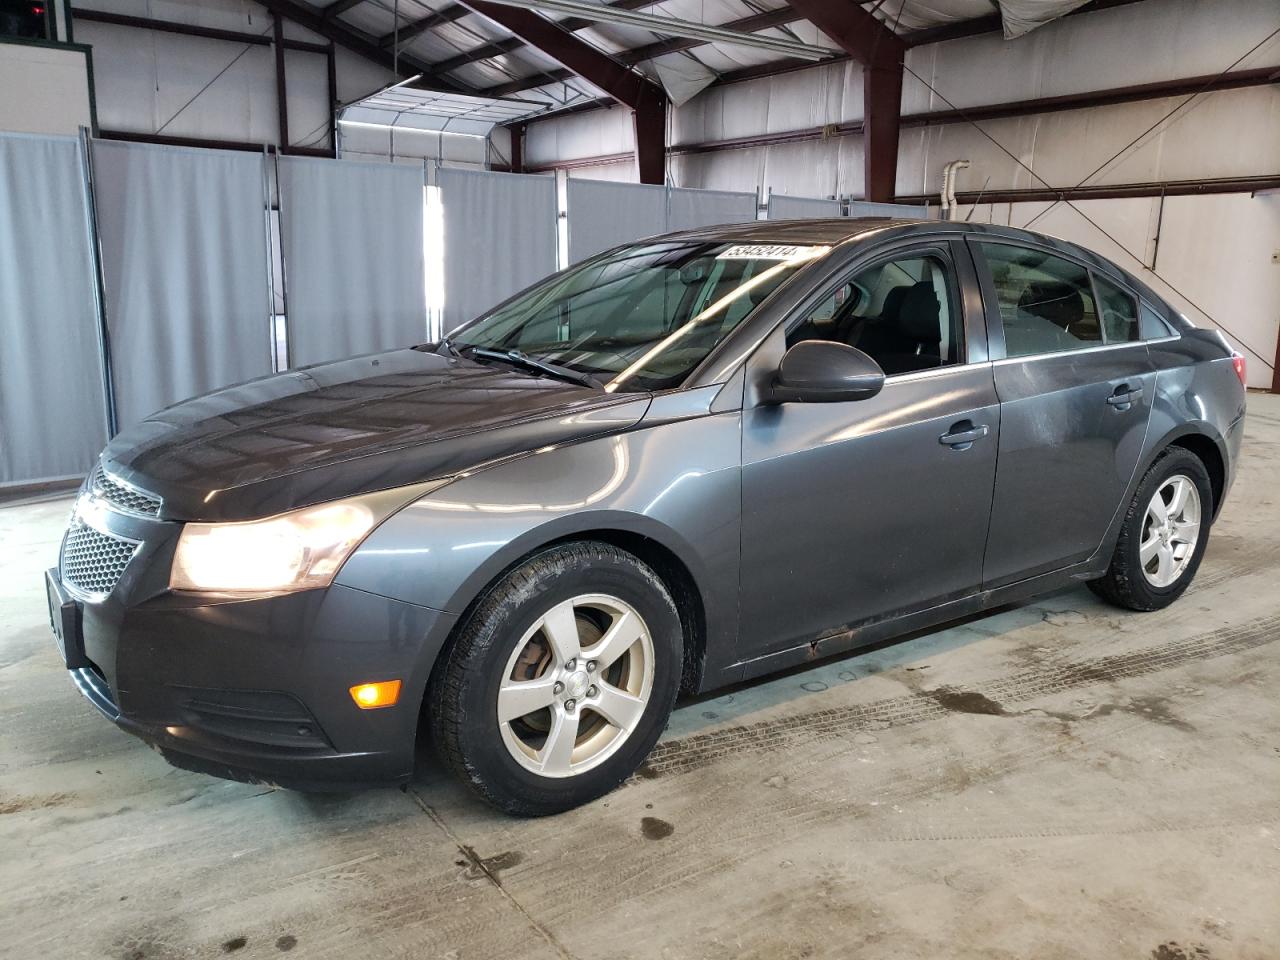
102, 349, 650, 522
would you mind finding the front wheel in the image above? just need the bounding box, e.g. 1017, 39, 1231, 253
428, 542, 683, 816
1088, 447, 1213, 611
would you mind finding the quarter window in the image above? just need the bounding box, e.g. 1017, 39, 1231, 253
1140, 303, 1175, 339
980, 243, 1101, 357
1094, 274, 1140, 343
787, 253, 961, 375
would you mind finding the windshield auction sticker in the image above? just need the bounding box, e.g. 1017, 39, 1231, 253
717, 244, 829, 262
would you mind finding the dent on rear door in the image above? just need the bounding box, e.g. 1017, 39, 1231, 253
983, 345, 1156, 585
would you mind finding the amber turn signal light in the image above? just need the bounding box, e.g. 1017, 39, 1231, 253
349, 680, 402, 709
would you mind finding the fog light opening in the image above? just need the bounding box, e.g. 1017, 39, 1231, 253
350, 680, 402, 710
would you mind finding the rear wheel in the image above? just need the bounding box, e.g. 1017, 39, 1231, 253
428, 542, 682, 816
1088, 447, 1212, 611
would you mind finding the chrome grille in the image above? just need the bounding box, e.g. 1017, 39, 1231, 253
61, 517, 139, 598
91, 467, 161, 518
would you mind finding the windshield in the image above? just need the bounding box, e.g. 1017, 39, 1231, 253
447, 240, 830, 392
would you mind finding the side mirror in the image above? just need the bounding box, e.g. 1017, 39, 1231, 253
767, 340, 886, 404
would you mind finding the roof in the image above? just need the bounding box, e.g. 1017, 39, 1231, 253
658, 216, 1172, 309
659, 217, 926, 245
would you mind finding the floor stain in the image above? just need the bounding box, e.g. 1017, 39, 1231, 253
275, 935, 298, 952
460, 846, 524, 884
221, 937, 247, 953
1088, 695, 1196, 733
0, 792, 73, 815
925, 688, 1007, 716
1152, 942, 1212, 960
641, 615, 1276, 777
641, 816, 675, 840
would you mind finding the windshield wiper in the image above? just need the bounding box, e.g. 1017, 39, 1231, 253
467, 347, 600, 389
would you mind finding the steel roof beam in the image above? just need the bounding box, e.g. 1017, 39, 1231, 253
783, 0, 905, 201
253, 0, 470, 92
458, 0, 667, 182
322, 0, 368, 20
461, 0, 833, 61
379, 0, 658, 51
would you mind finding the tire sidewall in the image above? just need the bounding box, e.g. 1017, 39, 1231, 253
442, 544, 682, 813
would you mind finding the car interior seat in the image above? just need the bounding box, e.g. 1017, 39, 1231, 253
857, 281, 944, 374
1010, 280, 1093, 355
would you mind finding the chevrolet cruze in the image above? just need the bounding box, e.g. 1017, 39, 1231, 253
46, 219, 1246, 814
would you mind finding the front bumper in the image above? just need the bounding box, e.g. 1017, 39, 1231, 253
48, 503, 457, 790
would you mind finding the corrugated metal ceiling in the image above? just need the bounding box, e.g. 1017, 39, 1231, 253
316, 0, 1008, 112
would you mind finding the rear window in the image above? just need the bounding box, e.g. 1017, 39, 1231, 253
978, 243, 1102, 358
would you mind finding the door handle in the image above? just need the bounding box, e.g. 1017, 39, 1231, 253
1106, 384, 1143, 409
939, 421, 990, 450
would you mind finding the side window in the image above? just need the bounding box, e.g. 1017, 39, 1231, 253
979, 243, 1101, 357
1094, 274, 1139, 343
1140, 303, 1175, 339
787, 253, 961, 376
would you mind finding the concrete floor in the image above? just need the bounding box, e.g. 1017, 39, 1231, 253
2, 396, 1279, 960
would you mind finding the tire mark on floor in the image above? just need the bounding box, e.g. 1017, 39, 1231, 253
516, 621, 1272, 917
1189, 536, 1280, 591
641, 613, 1280, 777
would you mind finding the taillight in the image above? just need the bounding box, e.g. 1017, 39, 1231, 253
1232, 352, 1246, 386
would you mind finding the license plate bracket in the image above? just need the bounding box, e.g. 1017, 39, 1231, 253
46, 569, 90, 670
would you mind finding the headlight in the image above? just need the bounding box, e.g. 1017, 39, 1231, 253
170, 482, 447, 595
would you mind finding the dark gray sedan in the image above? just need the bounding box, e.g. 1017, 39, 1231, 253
47, 219, 1246, 814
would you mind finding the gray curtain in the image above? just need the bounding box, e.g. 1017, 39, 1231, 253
90, 140, 272, 430
768, 194, 843, 219
439, 167, 557, 333
667, 186, 757, 232
279, 156, 427, 365
0, 133, 107, 484
847, 200, 930, 219
567, 179, 668, 264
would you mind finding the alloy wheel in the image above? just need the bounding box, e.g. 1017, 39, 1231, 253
1140, 474, 1202, 588
497, 594, 654, 778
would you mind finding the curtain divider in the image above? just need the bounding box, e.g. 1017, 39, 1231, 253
77, 127, 117, 438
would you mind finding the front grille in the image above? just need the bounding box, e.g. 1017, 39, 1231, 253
91, 467, 161, 517
61, 517, 139, 598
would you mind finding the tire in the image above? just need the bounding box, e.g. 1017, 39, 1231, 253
428, 541, 683, 816
1088, 447, 1213, 612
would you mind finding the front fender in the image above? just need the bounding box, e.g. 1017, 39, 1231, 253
335, 413, 744, 678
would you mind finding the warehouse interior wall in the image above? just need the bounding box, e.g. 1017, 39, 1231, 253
516, 0, 1280, 386
0, 0, 1276, 437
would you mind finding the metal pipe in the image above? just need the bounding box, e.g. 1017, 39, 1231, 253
941, 160, 970, 220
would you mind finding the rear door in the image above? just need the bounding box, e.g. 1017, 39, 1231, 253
736, 237, 1000, 661
970, 238, 1156, 586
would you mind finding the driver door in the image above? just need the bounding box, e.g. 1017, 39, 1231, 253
736, 239, 1000, 662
